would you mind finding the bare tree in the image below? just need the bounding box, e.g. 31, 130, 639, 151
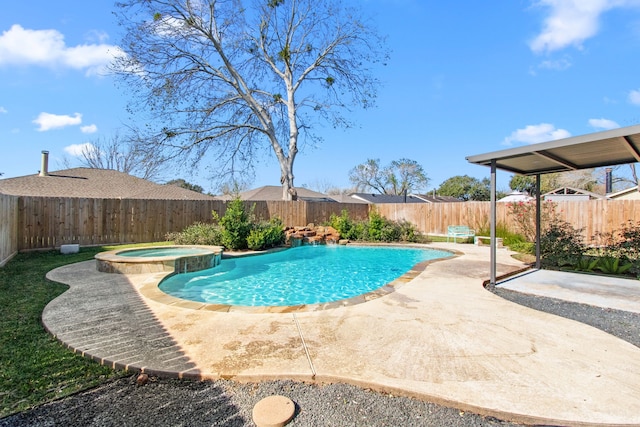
348, 159, 388, 194
217, 177, 252, 196
386, 158, 429, 195
79, 133, 166, 181
602, 164, 639, 191
113, 0, 387, 200
349, 158, 429, 195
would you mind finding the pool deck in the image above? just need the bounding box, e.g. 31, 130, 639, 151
43, 243, 640, 426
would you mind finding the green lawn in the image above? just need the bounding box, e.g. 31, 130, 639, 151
0, 243, 169, 417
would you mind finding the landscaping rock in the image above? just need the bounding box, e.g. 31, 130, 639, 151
284, 225, 340, 246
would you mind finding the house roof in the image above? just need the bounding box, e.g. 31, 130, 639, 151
411, 194, 462, 203
497, 191, 533, 203
328, 194, 369, 204
349, 193, 427, 204
542, 187, 609, 200
217, 185, 336, 202
466, 124, 640, 176
608, 186, 639, 198
0, 168, 216, 200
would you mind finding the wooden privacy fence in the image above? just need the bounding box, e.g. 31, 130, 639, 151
13, 197, 369, 251
0, 194, 19, 266
2, 196, 640, 258
377, 199, 640, 241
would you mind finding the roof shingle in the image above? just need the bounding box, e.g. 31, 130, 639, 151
0, 168, 216, 200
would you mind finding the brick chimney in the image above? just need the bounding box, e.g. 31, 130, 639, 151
39, 150, 49, 177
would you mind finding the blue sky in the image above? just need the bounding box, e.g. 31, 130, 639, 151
2, 1, 640, 194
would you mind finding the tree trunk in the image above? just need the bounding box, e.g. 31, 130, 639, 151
281, 167, 297, 201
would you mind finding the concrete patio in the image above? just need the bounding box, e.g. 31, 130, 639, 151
43, 243, 640, 426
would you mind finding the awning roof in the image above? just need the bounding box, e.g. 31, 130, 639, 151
466, 124, 640, 175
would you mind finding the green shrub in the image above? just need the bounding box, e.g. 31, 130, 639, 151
397, 220, 422, 242
508, 241, 534, 254
476, 223, 526, 247
219, 198, 253, 250
540, 220, 585, 269
366, 210, 386, 241
329, 209, 422, 243
165, 222, 223, 245
609, 220, 640, 277
329, 210, 358, 240
562, 256, 599, 272
595, 256, 633, 275
247, 218, 285, 251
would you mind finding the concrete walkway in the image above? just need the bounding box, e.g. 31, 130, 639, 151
43, 243, 640, 426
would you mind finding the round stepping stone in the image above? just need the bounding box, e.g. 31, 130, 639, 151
252, 395, 296, 427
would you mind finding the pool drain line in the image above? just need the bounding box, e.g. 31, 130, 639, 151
292, 313, 316, 379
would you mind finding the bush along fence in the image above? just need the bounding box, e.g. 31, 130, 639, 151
2, 195, 640, 265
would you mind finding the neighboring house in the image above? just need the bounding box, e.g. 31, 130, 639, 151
608, 186, 640, 200
497, 191, 533, 203
217, 185, 337, 202
327, 194, 369, 204
348, 193, 427, 204
411, 194, 462, 203
543, 187, 609, 202
0, 167, 215, 200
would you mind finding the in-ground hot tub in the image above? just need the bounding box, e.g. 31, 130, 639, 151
95, 245, 223, 274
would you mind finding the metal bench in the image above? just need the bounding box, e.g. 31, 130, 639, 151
446, 225, 475, 243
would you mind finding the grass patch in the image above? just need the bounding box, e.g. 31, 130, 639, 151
0, 242, 168, 417
512, 252, 536, 264
427, 235, 473, 244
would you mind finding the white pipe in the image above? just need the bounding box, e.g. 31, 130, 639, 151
39, 150, 49, 177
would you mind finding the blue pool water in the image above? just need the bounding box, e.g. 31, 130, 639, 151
159, 245, 451, 306
117, 247, 212, 258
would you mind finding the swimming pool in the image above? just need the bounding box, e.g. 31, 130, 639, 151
159, 245, 452, 307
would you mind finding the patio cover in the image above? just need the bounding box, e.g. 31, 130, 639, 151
466, 124, 640, 285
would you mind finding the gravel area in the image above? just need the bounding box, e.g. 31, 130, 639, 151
2, 288, 639, 427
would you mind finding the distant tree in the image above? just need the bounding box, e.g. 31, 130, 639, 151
305, 178, 353, 195
559, 169, 597, 192
349, 159, 388, 194
217, 178, 252, 196
113, 0, 387, 200
509, 175, 536, 195
437, 175, 490, 201
386, 159, 430, 195
349, 158, 429, 195
78, 133, 166, 181
166, 179, 204, 193
509, 169, 600, 195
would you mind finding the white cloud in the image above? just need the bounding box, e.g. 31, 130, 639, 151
33, 112, 82, 131
538, 57, 572, 70
589, 117, 620, 129
81, 124, 98, 134
629, 89, 640, 105
0, 24, 124, 76
503, 123, 571, 145
64, 142, 94, 157
0, 106, 7, 113
529, 0, 640, 53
